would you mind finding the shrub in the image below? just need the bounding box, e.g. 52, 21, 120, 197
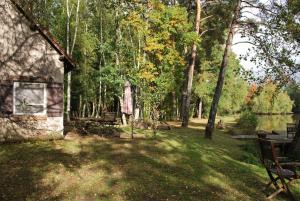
237, 110, 258, 130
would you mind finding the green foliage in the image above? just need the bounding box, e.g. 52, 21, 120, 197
243, 1, 300, 86
237, 110, 258, 130
122, 1, 193, 121
252, 82, 294, 114
194, 44, 248, 116
286, 83, 300, 112
256, 115, 294, 132
271, 92, 294, 114
237, 110, 258, 134
218, 55, 248, 115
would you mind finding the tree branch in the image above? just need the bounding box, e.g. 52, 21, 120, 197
199, 29, 215, 37
232, 41, 256, 46
200, 15, 213, 23
241, 1, 276, 14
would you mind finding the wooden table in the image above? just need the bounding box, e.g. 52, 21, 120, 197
272, 130, 287, 135
271, 139, 293, 144
257, 131, 292, 149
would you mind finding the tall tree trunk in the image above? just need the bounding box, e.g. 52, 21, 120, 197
103, 85, 107, 111
66, 0, 80, 121
79, 95, 83, 117
66, 0, 71, 121
176, 97, 179, 119
91, 100, 96, 117
205, 0, 241, 139
115, 9, 127, 125
172, 91, 177, 120
134, 87, 140, 120
198, 97, 202, 119
71, 0, 81, 55
134, 107, 140, 120
119, 96, 127, 126
97, 6, 104, 118
82, 103, 86, 118
181, 0, 201, 127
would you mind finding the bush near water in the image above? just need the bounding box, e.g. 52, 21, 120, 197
236, 111, 258, 135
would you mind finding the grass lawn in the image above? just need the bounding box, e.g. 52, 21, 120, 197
0, 118, 299, 201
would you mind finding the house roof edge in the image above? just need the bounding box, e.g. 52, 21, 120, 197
9, 0, 76, 72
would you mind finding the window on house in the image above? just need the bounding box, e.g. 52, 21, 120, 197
13, 82, 47, 115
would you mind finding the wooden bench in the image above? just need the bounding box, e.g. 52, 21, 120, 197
82, 112, 119, 126
73, 112, 119, 129
98, 112, 119, 126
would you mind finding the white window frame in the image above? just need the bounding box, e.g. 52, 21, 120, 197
13, 82, 47, 115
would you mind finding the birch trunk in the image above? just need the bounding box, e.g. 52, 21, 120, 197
119, 96, 127, 126
71, 0, 81, 54
79, 95, 82, 117
66, 0, 71, 121
134, 88, 140, 120
134, 107, 140, 120
91, 101, 96, 117
66, 0, 80, 121
181, 0, 201, 127
97, 6, 104, 118
172, 91, 177, 120
205, 0, 241, 139
198, 98, 202, 119
82, 103, 86, 118
115, 9, 127, 126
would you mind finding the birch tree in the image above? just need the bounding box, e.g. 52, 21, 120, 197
181, 0, 201, 127
66, 0, 81, 121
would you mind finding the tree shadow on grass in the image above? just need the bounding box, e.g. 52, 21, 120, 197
0, 142, 82, 201
79, 127, 268, 200
117, 126, 299, 201
0, 126, 299, 201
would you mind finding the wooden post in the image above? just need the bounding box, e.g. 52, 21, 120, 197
131, 114, 134, 139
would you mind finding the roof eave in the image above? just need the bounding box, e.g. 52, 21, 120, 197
63, 59, 76, 73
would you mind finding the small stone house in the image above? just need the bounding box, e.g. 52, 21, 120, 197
0, 0, 75, 142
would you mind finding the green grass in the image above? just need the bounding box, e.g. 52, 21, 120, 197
0, 118, 299, 201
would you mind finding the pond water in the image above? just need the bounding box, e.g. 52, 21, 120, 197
256, 114, 300, 132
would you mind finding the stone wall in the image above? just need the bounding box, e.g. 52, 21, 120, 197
0, 117, 64, 142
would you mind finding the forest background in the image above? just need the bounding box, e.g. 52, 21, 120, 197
15, 0, 300, 135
